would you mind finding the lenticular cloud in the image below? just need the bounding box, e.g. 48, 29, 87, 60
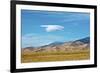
41, 25, 64, 32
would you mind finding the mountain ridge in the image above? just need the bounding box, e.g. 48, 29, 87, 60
22, 37, 90, 52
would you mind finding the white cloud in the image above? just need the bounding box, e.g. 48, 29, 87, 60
41, 25, 64, 32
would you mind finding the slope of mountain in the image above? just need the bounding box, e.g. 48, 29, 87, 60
46, 41, 64, 46
22, 47, 35, 53
74, 37, 90, 44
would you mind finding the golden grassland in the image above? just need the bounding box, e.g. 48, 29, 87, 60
21, 49, 90, 63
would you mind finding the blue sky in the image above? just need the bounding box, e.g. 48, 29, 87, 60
21, 10, 90, 48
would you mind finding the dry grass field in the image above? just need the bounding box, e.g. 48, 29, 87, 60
21, 49, 90, 63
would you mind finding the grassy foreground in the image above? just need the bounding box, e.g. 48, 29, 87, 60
21, 49, 90, 63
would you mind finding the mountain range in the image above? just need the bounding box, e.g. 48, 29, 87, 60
22, 37, 90, 53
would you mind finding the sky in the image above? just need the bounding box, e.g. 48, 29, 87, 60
21, 9, 90, 48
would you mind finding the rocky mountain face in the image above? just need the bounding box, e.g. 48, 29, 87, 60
22, 37, 90, 53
